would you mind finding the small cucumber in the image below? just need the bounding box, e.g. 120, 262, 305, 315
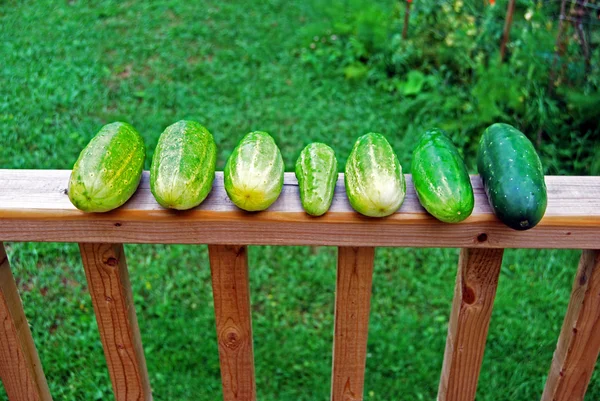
411, 128, 474, 223
224, 131, 284, 211
68, 122, 145, 213
150, 120, 217, 210
477, 123, 547, 230
295, 143, 338, 216
345, 133, 406, 217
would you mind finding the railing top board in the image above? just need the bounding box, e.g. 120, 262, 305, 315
0, 170, 598, 248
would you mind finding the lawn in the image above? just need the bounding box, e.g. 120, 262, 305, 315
0, 0, 598, 400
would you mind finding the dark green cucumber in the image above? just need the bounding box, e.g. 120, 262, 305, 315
295, 143, 338, 216
150, 120, 217, 210
345, 133, 406, 217
68, 122, 145, 213
411, 128, 474, 223
477, 123, 547, 230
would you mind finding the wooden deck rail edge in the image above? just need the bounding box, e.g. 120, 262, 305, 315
1, 169, 600, 401
1, 170, 599, 248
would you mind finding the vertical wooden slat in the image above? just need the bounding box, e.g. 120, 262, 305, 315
208, 245, 256, 401
331, 246, 375, 401
402, 0, 412, 39
541, 249, 600, 401
548, 0, 569, 92
499, 0, 516, 61
0, 243, 51, 401
79, 243, 151, 401
438, 248, 504, 401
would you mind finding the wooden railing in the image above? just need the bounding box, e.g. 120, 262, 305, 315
0, 169, 599, 401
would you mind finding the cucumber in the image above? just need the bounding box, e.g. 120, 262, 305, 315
411, 128, 474, 223
345, 133, 406, 217
68, 122, 145, 213
224, 131, 284, 211
477, 123, 547, 230
295, 143, 338, 216
150, 120, 217, 210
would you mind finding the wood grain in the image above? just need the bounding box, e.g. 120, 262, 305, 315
0, 243, 51, 401
541, 250, 600, 401
208, 245, 256, 401
331, 247, 375, 401
79, 243, 151, 401
438, 248, 504, 401
0, 170, 599, 248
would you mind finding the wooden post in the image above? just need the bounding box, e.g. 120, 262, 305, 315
331, 247, 375, 401
541, 250, 600, 401
402, 0, 412, 39
500, 0, 516, 62
573, 0, 591, 75
438, 248, 504, 401
208, 245, 256, 401
548, 0, 569, 90
0, 243, 51, 401
79, 243, 151, 401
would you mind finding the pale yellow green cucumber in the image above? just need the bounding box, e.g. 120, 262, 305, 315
68, 122, 145, 213
295, 143, 338, 216
345, 133, 406, 217
150, 120, 217, 210
224, 131, 284, 211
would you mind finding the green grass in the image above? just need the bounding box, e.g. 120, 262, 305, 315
1, 0, 599, 400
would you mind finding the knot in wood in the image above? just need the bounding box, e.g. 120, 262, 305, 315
220, 326, 244, 351
235, 246, 246, 258
342, 378, 360, 401
106, 257, 118, 267
462, 285, 476, 305
476, 233, 488, 243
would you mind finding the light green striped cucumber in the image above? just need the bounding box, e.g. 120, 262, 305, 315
150, 120, 217, 210
68, 122, 145, 212
411, 128, 474, 223
345, 133, 406, 217
295, 143, 338, 216
224, 131, 284, 211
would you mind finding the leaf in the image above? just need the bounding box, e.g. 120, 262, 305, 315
470, 61, 524, 122
399, 70, 426, 96
343, 63, 368, 80
562, 90, 600, 123
591, 144, 600, 175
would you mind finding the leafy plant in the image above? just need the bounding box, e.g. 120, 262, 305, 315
300, 0, 599, 174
